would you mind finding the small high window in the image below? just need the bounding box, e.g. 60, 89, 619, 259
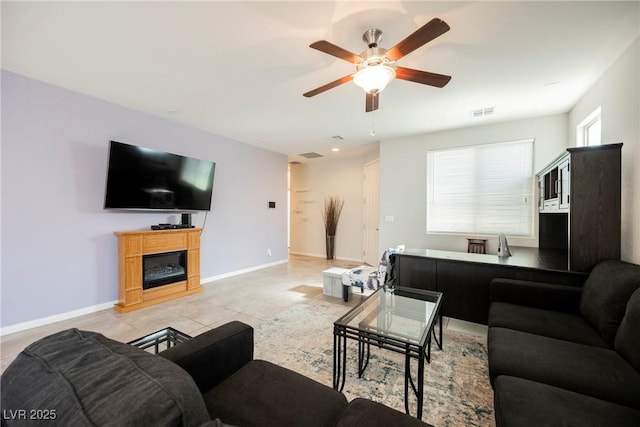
577, 107, 601, 147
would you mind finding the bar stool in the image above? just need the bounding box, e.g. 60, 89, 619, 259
467, 238, 487, 254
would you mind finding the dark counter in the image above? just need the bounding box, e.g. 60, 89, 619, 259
395, 247, 587, 324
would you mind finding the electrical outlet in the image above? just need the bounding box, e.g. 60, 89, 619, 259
267, 249, 272, 257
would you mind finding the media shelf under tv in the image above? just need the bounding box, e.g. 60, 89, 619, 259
151, 223, 195, 230
114, 228, 203, 313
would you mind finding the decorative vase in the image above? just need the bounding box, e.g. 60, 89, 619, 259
326, 235, 335, 260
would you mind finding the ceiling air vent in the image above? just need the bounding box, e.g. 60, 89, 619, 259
298, 152, 324, 159
471, 107, 495, 118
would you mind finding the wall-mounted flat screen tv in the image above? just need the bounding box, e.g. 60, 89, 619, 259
104, 140, 216, 211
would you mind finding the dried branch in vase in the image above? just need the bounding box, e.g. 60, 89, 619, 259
322, 196, 344, 236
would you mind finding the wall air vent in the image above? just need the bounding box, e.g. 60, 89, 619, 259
298, 152, 324, 159
471, 107, 495, 118
289, 161, 302, 165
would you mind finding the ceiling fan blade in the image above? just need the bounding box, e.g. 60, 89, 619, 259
386, 18, 450, 62
310, 40, 363, 64
303, 74, 354, 98
365, 93, 379, 112
395, 66, 451, 88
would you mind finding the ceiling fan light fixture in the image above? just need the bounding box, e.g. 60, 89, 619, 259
304, 18, 451, 112
353, 65, 396, 94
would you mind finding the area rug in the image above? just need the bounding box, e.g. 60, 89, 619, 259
254, 297, 494, 427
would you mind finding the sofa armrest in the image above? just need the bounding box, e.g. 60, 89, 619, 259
336, 398, 433, 427
490, 278, 582, 314
159, 321, 253, 393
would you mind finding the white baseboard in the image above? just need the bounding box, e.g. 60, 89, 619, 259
0, 300, 118, 337
288, 251, 364, 264
201, 258, 288, 284
1, 259, 289, 337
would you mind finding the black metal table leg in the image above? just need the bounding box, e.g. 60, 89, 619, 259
439, 313, 443, 349
333, 329, 339, 389
432, 313, 443, 350
333, 328, 342, 390
404, 346, 426, 420
427, 313, 444, 363
358, 338, 370, 377
333, 327, 347, 392
404, 351, 411, 415
358, 338, 363, 377
417, 349, 425, 419
340, 333, 347, 391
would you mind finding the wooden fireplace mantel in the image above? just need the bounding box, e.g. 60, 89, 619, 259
114, 228, 203, 313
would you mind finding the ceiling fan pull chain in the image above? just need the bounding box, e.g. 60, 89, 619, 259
370, 111, 376, 136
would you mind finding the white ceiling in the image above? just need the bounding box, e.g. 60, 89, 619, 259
2, 1, 639, 162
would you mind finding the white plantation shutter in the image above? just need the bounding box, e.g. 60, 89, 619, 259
427, 139, 534, 236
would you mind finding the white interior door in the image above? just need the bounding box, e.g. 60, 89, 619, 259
363, 160, 380, 266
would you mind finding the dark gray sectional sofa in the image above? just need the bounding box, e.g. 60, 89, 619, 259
487, 259, 640, 426
1, 321, 430, 427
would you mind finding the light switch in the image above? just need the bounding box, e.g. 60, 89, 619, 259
384, 215, 394, 223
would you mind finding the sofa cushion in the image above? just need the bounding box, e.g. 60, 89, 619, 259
0, 329, 210, 427
580, 260, 640, 346
615, 288, 640, 371
488, 302, 608, 347
488, 327, 640, 409
335, 398, 433, 427
494, 375, 640, 427
490, 278, 583, 314
203, 359, 348, 427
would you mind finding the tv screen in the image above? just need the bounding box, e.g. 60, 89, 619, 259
104, 141, 216, 211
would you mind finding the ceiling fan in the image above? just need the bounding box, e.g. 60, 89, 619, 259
303, 18, 452, 112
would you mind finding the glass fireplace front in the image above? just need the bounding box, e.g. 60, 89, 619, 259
143, 250, 187, 290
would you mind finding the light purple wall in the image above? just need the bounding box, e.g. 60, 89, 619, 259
1, 70, 288, 328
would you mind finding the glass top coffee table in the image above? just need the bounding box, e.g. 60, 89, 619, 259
333, 285, 443, 420
127, 327, 192, 354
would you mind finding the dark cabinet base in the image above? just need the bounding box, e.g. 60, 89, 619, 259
395, 248, 587, 324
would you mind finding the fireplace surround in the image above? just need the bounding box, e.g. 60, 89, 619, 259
114, 228, 202, 313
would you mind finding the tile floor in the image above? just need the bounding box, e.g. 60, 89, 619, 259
0, 254, 487, 373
